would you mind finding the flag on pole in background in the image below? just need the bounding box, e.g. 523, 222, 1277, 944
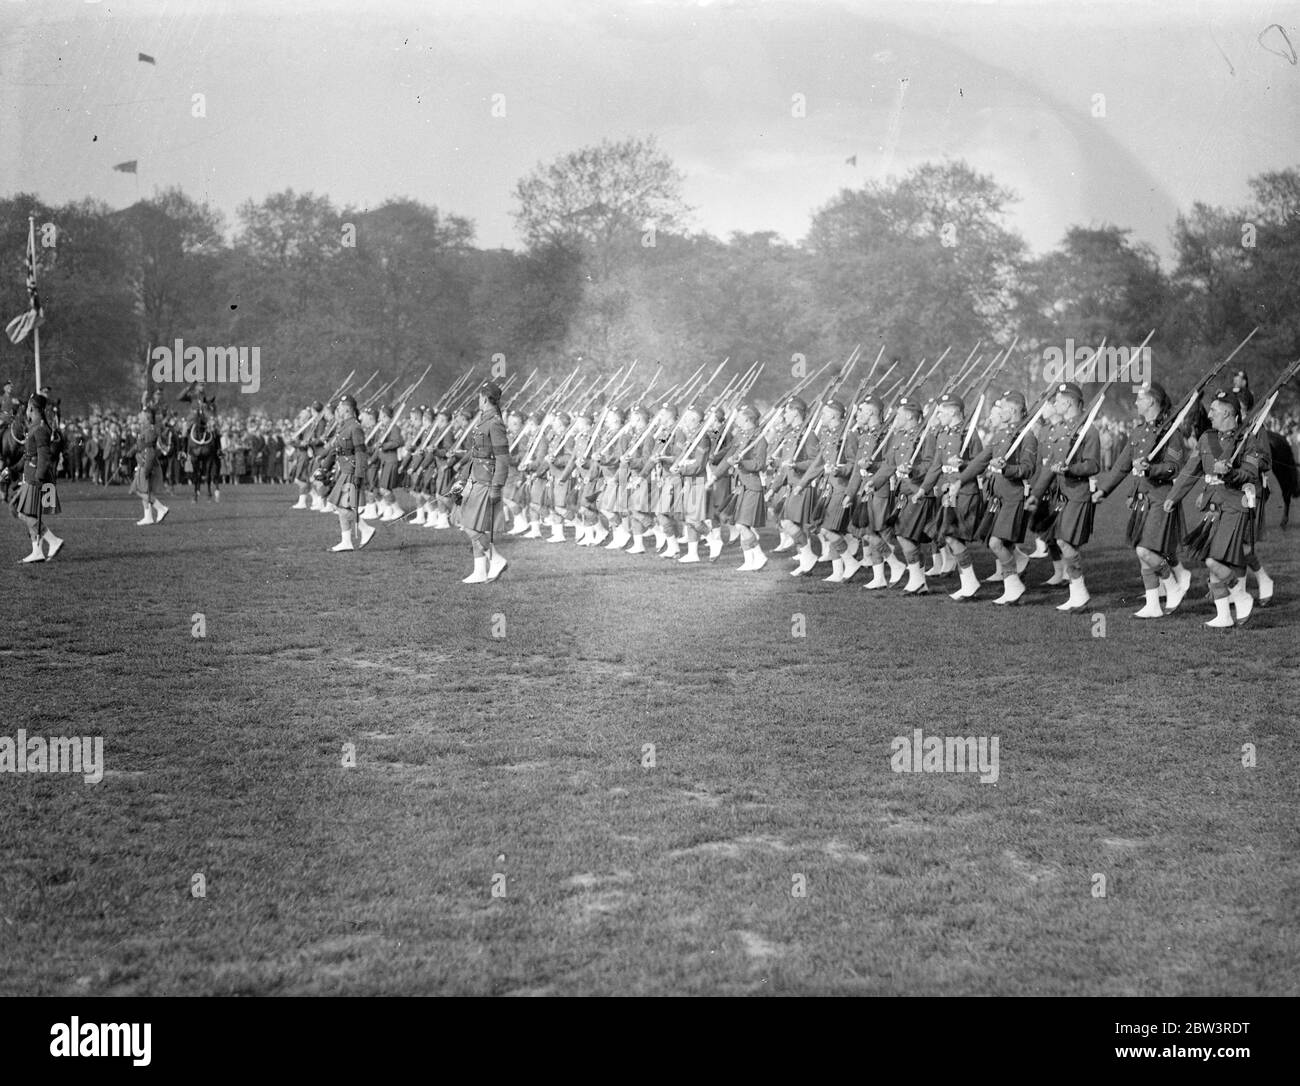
4, 219, 42, 345
113, 160, 138, 174
138, 53, 156, 64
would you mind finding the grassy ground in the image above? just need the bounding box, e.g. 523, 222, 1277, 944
1, 480, 1296, 995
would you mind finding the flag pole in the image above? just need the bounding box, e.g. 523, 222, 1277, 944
29, 216, 40, 391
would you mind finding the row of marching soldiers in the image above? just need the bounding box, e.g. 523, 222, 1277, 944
286, 372, 1281, 623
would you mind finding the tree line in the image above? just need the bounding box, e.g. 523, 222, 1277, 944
1, 136, 1295, 415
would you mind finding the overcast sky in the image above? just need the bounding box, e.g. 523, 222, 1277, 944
1, 0, 1297, 263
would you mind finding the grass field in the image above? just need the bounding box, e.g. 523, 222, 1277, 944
1, 481, 1296, 996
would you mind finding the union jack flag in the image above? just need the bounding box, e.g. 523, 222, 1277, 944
4, 219, 42, 345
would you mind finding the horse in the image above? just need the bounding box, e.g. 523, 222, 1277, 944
186, 409, 222, 502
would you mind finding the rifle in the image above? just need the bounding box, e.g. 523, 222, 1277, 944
1148, 327, 1259, 459
940, 342, 982, 397
1228, 355, 1300, 464
1062, 330, 1156, 464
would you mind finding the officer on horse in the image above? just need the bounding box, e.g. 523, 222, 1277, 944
179, 380, 222, 502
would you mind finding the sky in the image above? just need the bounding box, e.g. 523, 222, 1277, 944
1, 0, 1297, 264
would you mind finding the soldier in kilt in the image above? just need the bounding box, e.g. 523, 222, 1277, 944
1028, 383, 1100, 613
290, 400, 326, 509
977, 391, 1037, 606
595, 406, 629, 549
1165, 390, 1266, 628
774, 397, 822, 576
671, 406, 713, 564
798, 400, 860, 583
320, 395, 375, 552
13, 394, 64, 564
923, 393, 986, 600
458, 382, 510, 584
520, 411, 553, 539
374, 403, 405, 521
649, 404, 684, 558
544, 411, 576, 543
716, 404, 769, 571
502, 408, 530, 535
851, 396, 906, 590
1093, 383, 1192, 619
570, 412, 605, 546
620, 406, 656, 554
887, 397, 935, 595
130, 395, 169, 527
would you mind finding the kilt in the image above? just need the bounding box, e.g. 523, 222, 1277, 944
598, 475, 623, 515
459, 480, 501, 534
377, 460, 401, 490
1185, 505, 1253, 567
895, 493, 934, 542
527, 473, 553, 512
502, 476, 525, 505
580, 475, 602, 511
551, 476, 576, 510
654, 474, 680, 516
782, 486, 817, 526
14, 480, 59, 519
625, 474, 651, 514
680, 476, 708, 524
938, 489, 985, 542
709, 474, 733, 520
1126, 492, 1184, 555
434, 463, 458, 498
1053, 496, 1095, 548
290, 450, 314, 483
852, 491, 891, 534
326, 474, 359, 512
735, 487, 767, 528
130, 456, 163, 498
820, 492, 853, 534
977, 495, 1027, 544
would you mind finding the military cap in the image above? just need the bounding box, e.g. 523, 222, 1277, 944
860, 395, 884, 413
937, 391, 965, 413
339, 394, 358, 414
1137, 381, 1170, 410
479, 380, 503, 403
29, 392, 47, 413
1054, 382, 1085, 405
738, 403, 761, 425
554, 411, 572, 427
786, 396, 808, 415
996, 389, 1027, 410
824, 398, 847, 417
896, 395, 922, 413
1210, 389, 1241, 415
311, 399, 324, 412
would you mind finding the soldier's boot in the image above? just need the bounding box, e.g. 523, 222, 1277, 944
791, 542, 817, 576
949, 565, 981, 600
1253, 567, 1274, 606
845, 535, 861, 559
887, 553, 908, 585
152, 500, 169, 523
841, 552, 862, 582
606, 525, 631, 549
41, 529, 63, 559
994, 573, 1026, 606
774, 530, 795, 553
926, 552, 944, 577
486, 547, 508, 581
824, 558, 846, 583
941, 549, 958, 574
330, 530, 355, 552
410, 506, 427, 525
357, 520, 376, 549
1056, 576, 1090, 612
591, 524, 610, 547
626, 532, 647, 554
1229, 579, 1254, 625
1160, 573, 1188, 612
750, 546, 768, 571
902, 563, 929, 595
292, 494, 309, 509
1044, 559, 1068, 586
213, 487, 221, 503
705, 529, 723, 560
1133, 588, 1164, 619
1026, 538, 1050, 559
816, 535, 834, 564
863, 563, 889, 589
662, 536, 681, 559
136, 509, 155, 526
1205, 596, 1234, 629
736, 547, 755, 571
547, 521, 566, 543
1015, 549, 1030, 575
728, 524, 741, 543
524, 520, 543, 539
21, 537, 46, 563
574, 523, 591, 546
462, 556, 489, 584
323, 501, 339, 514
678, 541, 701, 564
310, 493, 325, 511
986, 565, 1006, 582
652, 526, 667, 552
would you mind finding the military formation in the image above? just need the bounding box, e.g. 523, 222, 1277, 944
269, 335, 1295, 629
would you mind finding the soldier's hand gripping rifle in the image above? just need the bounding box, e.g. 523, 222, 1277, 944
1147, 327, 1259, 461
1228, 354, 1300, 469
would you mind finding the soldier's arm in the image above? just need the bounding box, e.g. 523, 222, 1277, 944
957, 440, 993, 485
1066, 429, 1101, 477
489, 417, 509, 490
1165, 436, 1206, 505
1095, 438, 1134, 497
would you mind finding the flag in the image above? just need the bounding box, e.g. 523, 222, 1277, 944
5, 220, 42, 345
846, 154, 857, 166
138, 52, 155, 64
113, 160, 138, 174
